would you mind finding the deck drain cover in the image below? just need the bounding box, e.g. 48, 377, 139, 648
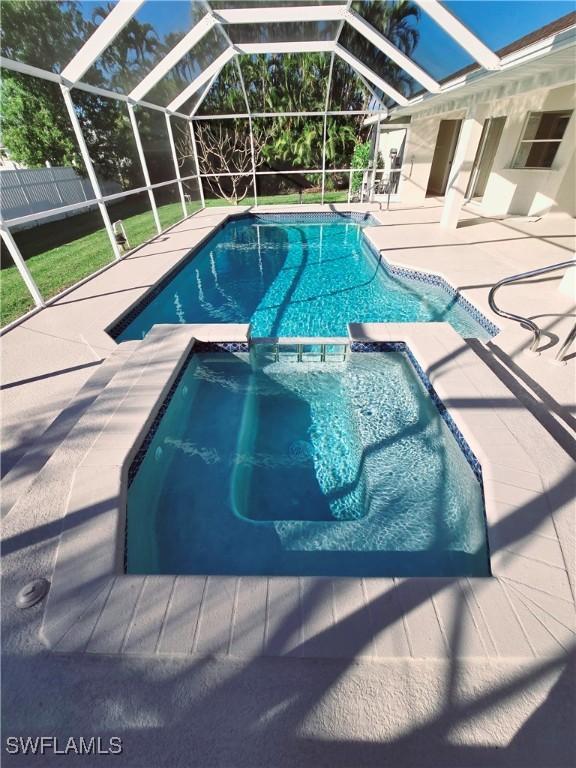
16, 578, 50, 609
289, 440, 314, 461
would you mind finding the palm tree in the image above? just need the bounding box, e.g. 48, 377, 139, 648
92, 4, 160, 90
359, 0, 420, 54
339, 0, 421, 105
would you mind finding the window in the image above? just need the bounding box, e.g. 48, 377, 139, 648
512, 110, 572, 169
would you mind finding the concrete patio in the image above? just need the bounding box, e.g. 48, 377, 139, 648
1, 202, 574, 767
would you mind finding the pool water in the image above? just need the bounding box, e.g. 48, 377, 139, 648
115, 214, 493, 341
126, 350, 490, 577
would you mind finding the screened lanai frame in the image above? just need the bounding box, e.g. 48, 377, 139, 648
0, 0, 572, 318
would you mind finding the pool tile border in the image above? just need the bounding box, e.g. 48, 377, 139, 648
40, 322, 575, 660
125, 340, 248, 488
362, 236, 500, 338
245, 211, 378, 225
106, 216, 233, 340
106, 212, 376, 340
124, 335, 490, 577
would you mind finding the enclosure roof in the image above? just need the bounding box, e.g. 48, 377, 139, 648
1, 1, 575, 118
436, 9, 576, 86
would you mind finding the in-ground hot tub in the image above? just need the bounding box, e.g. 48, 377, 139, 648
126, 341, 490, 577
42, 325, 573, 659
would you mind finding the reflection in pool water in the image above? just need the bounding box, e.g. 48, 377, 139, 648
115, 214, 495, 341
127, 349, 490, 577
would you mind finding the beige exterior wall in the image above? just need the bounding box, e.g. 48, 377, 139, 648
399, 108, 466, 205
377, 127, 407, 171
399, 83, 576, 217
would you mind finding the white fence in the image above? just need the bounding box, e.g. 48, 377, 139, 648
0, 166, 121, 226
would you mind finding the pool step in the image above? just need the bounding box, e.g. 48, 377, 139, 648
1, 341, 141, 518
252, 341, 348, 363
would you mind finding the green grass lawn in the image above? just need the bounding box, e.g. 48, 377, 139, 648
1, 191, 347, 327
0, 202, 188, 328
204, 190, 349, 207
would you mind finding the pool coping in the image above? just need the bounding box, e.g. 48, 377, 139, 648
40, 323, 575, 660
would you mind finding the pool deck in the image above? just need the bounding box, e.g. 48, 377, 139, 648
37, 322, 574, 662
2, 202, 574, 489
2, 201, 575, 767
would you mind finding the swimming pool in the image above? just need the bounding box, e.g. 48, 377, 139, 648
112, 213, 497, 341
126, 346, 490, 577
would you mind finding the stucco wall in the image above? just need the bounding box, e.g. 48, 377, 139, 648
399, 109, 466, 205
399, 83, 575, 217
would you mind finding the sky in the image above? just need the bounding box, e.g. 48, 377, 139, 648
408, 0, 574, 79
78, 0, 575, 83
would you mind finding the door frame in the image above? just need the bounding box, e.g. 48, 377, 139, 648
466, 116, 507, 200
426, 119, 462, 197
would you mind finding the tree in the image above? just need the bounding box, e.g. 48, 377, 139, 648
0, 0, 94, 169
364, 0, 420, 54
0, 0, 94, 72
192, 121, 267, 204
0, 75, 80, 169
0, 0, 139, 179
0, 0, 422, 198
92, 3, 161, 92
339, 1, 420, 106
72, 91, 143, 187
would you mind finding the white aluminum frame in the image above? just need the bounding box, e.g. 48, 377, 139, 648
130, 13, 217, 102
165, 114, 189, 219
60, 85, 122, 260
198, 166, 388, 177
369, 113, 383, 202
235, 41, 335, 55
222, 17, 259, 207
234, 57, 259, 207
190, 72, 221, 117
213, 5, 347, 24
321, 0, 353, 204
0, 56, 196, 121
61, 0, 146, 84
335, 44, 409, 106
126, 103, 162, 234
168, 48, 235, 113
0, 225, 44, 308
414, 0, 501, 70
345, 8, 441, 93
194, 110, 388, 120
2, 0, 568, 320
321, 53, 336, 204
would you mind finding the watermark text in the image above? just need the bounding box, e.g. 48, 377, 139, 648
5, 736, 123, 756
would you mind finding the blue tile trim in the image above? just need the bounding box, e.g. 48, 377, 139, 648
124, 344, 246, 571
350, 341, 484, 484
363, 239, 499, 337
194, 341, 250, 353
131, 340, 484, 484
126, 340, 490, 573
351, 342, 492, 574
127, 348, 195, 488
108, 218, 230, 339
238, 212, 379, 226
127, 343, 247, 488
